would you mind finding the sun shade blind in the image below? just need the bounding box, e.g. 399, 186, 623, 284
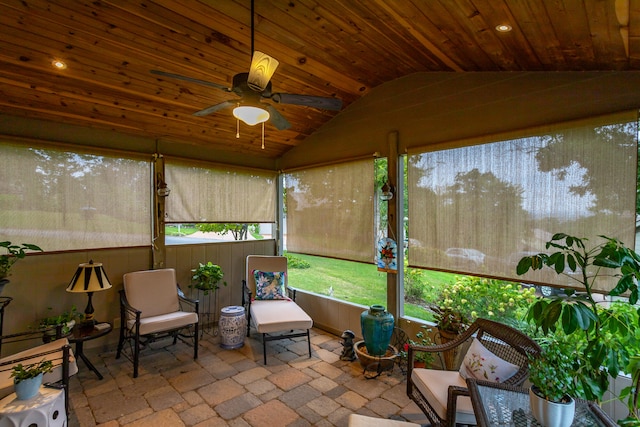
165, 159, 276, 223
0, 141, 151, 251
407, 111, 638, 292
285, 159, 375, 262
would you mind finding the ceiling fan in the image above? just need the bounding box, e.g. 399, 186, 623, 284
150, 0, 342, 132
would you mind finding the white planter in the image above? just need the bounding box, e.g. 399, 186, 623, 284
529, 386, 575, 427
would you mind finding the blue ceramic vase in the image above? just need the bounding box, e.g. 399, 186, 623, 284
360, 305, 394, 356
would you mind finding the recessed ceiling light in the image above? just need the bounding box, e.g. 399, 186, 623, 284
52, 59, 67, 70
495, 24, 512, 32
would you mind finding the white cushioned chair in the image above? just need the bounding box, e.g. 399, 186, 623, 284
0, 327, 78, 415
242, 255, 313, 364
116, 268, 199, 378
406, 318, 541, 427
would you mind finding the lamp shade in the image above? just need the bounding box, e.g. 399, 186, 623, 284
247, 51, 279, 92
233, 105, 270, 126
66, 261, 112, 293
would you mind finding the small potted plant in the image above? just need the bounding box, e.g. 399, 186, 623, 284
10, 359, 53, 400
39, 306, 81, 341
427, 305, 470, 369
528, 339, 576, 427
403, 325, 436, 368
190, 261, 227, 295
0, 241, 42, 291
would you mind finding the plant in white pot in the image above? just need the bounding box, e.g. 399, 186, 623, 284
528, 338, 577, 427
10, 359, 53, 400
518, 233, 640, 421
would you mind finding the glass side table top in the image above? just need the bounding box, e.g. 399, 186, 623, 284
466, 379, 615, 427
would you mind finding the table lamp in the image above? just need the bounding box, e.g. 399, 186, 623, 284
66, 260, 112, 327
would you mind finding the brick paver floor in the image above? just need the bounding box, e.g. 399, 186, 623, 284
67, 328, 429, 426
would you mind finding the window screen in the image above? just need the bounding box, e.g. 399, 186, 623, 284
0, 141, 151, 251
165, 159, 277, 223
285, 159, 375, 262
408, 111, 638, 292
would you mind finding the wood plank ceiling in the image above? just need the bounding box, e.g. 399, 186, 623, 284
0, 0, 637, 159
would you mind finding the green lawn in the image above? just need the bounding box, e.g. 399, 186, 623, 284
286, 252, 457, 321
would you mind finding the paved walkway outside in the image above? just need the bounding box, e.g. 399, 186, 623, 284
67, 328, 429, 426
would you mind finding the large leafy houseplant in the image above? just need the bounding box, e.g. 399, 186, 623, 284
0, 241, 42, 281
190, 262, 227, 295
517, 233, 640, 424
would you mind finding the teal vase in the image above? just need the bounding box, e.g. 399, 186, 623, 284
360, 305, 394, 356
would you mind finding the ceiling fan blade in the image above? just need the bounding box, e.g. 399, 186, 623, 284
247, 51, 279, 92
271, 93, 342, 111
151, 70, 230, 92
193, 101, 235, 117
265, 105, 291, 130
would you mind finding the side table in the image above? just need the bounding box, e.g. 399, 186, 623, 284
69, 322, 112, 380
466, 378, 616, 427
0, 386, 66, 427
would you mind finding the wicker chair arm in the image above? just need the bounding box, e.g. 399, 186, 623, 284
446, 384, 471, 424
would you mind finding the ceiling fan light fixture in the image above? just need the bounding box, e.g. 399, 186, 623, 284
233, 105, 270, 126
247, 51, 279, 91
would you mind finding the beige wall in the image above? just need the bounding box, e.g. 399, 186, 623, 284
279, 71, 640, 169
2, 238, 433, 360
1, 240, 275, 355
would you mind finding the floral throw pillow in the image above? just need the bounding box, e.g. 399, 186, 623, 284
253, 270, 287, 300
458, 338, 519, 383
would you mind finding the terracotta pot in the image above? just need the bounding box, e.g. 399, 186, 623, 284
353, 341, 397, 372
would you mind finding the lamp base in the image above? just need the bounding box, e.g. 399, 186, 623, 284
79, 318, 96, 333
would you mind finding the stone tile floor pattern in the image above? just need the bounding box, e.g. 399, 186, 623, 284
67, 328, 430, 426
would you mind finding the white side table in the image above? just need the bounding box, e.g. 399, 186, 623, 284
0, 386, 66, 427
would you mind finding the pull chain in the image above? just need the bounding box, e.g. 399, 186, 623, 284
261, 122, 265, 149
236, 119, 240, 138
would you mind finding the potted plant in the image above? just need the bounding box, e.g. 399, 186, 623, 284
517, 233, 640, 413
39, 306, 81, 340
190, 262, 227, 295
0, 241, 42, 291
528, 338, 577, 427
10, 359, 53, 400
403, 325, 436, 368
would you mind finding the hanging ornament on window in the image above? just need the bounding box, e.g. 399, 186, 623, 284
377, 237, 397, 273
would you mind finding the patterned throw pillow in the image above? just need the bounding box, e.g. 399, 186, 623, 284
253, 270, 287, 300
459, 338, 519, 383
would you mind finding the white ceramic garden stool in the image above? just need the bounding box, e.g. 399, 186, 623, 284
0, 386, 66, 427
219, 306, 247, 349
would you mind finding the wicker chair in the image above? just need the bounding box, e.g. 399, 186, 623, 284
406, 318, 541, 427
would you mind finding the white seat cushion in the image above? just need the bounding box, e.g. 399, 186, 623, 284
0, 338, 78, 399
250, 300, 313, 333
348, 414, 421, 426
127, 311, 198, 336
410, 368, 476, 425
